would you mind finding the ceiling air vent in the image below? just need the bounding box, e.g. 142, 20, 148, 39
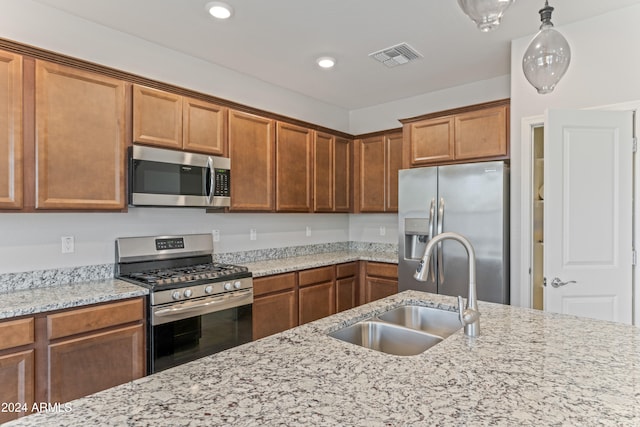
369, 42, 423, 68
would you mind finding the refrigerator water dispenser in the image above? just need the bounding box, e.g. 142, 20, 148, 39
403, 218, 430, 260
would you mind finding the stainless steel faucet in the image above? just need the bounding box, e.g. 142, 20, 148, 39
413, 231, 480, 337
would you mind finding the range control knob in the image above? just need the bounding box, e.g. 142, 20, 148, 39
234, 281, 242, 289
224, 282, 232, 291
171, 291, 181, 300
204, 285, 213, 294
183, 289, 193, 298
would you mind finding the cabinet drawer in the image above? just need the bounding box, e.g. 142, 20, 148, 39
253, 273, 297, 297
336, 262, 357, 279
0, 318, 34, 351
298, 266, 334, 287
366, 262, 398, 279
47, 298, 144, 340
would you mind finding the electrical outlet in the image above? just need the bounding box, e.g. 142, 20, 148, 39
212, 230, 220, 242
379, 226, 386, 236
250, 229, 257, 241
305, 226, 311, 237
61, 236, 74, 253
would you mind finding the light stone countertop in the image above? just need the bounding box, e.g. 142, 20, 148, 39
0, 250, 396, 320
6, 290, 640, 426
0, 279, 148, 320
242, 249, 397, 277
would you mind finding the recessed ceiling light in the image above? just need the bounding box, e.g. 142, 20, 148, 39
206, 1, 233, 19
317, 56, 336, 69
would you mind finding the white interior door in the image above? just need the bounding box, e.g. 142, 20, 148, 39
544, 109, 633, 324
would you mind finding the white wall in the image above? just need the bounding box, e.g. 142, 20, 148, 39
348, 214, 398, 245
0, 0, 350, 133
0, 211, 349, 273
509, 4, 640, 306
349, 75, 510, 134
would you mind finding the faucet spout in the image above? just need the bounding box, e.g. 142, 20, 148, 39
413, 231, 480, 337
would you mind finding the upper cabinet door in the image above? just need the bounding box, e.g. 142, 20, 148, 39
454, 105, 508, 160
132, 84, 182, 149
357, 135, 386, 212
35, 61, 126, 210
333, 137, 351, 212
182, 96, 227, 156
313, 131, 334, 212
228, 110, 275, 211
385, 131, 402, 212
0, 50, 22, 210
407, 117, 454, 166
276, 122, 312, 212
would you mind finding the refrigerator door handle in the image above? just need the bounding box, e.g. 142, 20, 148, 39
437, 197, 445, 283
428, 198, 436, 282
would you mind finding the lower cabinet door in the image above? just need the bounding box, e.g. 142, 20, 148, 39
299, 281, 335, 325
47, 324, 144, 404
365, 277, 398, 303
253, 290, 298, 340
0, 349, 34, 423
336, 276, 357, 313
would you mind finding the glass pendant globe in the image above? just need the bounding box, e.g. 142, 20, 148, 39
522, 22, 571, 94
457, 0, 516, 32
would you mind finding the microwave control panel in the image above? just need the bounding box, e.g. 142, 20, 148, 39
214, 169, 230, 197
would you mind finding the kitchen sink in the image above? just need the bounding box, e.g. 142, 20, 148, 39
329, 305, 463, 356
329, 320, 443, 356
378, 305, 462, 338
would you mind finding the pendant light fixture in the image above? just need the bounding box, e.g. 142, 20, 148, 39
522, 1, 571, 94
457, 0, 516, 32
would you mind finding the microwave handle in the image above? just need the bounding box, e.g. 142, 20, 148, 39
206, 156, 214, 204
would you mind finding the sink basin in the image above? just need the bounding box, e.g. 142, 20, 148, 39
378, 305, 463, 338
329, 320, 443, 356
329, 305, 464, 356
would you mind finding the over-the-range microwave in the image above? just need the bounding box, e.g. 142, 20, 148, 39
129, 145, 230, 208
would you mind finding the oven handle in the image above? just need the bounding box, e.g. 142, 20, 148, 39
154, 289, 253, 318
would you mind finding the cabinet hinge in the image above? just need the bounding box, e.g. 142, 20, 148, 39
633, 250, 638, 266
633, 137, 637, 153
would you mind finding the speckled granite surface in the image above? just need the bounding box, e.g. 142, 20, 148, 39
0, 264, 115, 293
6, 290, 640, 426
0, 280, 148, 320
0, 244, 396, 319
243, 249, 397, 277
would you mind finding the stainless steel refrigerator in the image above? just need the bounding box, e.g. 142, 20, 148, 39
398, 161, 509, 304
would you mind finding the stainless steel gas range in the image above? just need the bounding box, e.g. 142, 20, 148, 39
115, 233, 253, 374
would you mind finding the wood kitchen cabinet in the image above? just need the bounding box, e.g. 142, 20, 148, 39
363, 262, 398, 304
0, 50, 23, 210
133, 85, 227, 156
42, 298, 145, 404
252, 272, 298, 340
228, 110, 276, 211
402, 100, 509, 168
314, 132, 352, 212
35, 60, 127, 210
336, 262, 358, 312
298, 266, 336, 325
355, 130, 402, 213
0, 317, 35, 423
276, 122, 313, 212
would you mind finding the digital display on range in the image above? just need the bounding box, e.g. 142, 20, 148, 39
155, 238, 185, 251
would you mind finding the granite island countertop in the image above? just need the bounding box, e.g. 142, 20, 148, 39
6, 290, 640, 426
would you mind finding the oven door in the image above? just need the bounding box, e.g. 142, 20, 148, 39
149, 289, 253, 373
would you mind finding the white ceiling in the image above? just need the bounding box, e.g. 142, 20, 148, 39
34, 0, 640, 110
